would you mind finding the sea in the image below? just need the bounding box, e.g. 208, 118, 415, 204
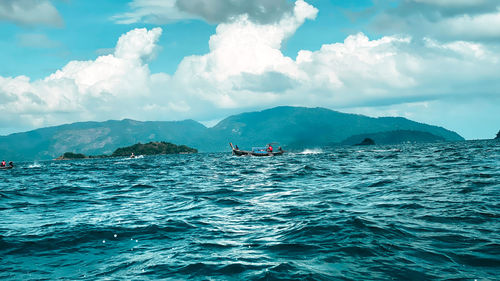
1, 140, 499, 280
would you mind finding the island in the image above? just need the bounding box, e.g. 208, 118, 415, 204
111, 141, 197, 157
495, 130, 500, 140
355, 138, 375, 146
54, 152, 87, 160
54, 141, 197, 160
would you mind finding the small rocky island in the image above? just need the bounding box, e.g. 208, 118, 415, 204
54, 152, 87, 160
55, 141, 197, 160
355, 138, 375, 146
111, 141, 197, 157
495, 130, 500, 140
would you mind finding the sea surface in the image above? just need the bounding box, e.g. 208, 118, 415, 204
1, 140, 499, 280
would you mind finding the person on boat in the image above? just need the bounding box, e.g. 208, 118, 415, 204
8, 161, 14, 167
130, 153, 135, 158
278, 146, 283, 152
267, 145, 273, 153
235, 145, 239, 150
1, 160, 5, 167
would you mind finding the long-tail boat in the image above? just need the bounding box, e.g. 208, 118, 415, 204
230, 143, 284, 156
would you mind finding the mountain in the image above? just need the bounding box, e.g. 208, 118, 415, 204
341, 130, 446, 145
0, 106, 464, 160
210, 106, 463, 149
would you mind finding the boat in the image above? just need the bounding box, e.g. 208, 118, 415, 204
0, 166, 13, 170
230, 143, 284, 156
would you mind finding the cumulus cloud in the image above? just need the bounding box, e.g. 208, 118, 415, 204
171, 0, 317, 108
114, 0, 294, 24
0, 0, 63, 27
0, 28, 168, 131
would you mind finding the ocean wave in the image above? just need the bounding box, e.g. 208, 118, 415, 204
1, 140, 499, 280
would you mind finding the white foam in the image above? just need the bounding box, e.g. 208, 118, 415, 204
300, 149, 323, 154
28, 162, 41, 168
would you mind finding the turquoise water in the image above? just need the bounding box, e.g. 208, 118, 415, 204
1, 141, 499, 280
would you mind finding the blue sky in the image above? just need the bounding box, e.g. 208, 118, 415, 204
0, 0, 499, 139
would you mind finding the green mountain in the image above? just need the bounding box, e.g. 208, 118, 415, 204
211, 106, 463, 149
0, 106, 464, 160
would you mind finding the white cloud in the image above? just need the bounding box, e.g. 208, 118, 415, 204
296, 33, 416, 98
0, 0, 62, 27
0, 28, 169, 131
172, 0, 317, 107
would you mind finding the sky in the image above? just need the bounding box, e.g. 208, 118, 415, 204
0, 0, 499, 140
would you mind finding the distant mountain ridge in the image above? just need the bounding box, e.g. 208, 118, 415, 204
0, 106, 464, 160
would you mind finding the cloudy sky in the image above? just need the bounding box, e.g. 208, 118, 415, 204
0, 0, 499, 139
